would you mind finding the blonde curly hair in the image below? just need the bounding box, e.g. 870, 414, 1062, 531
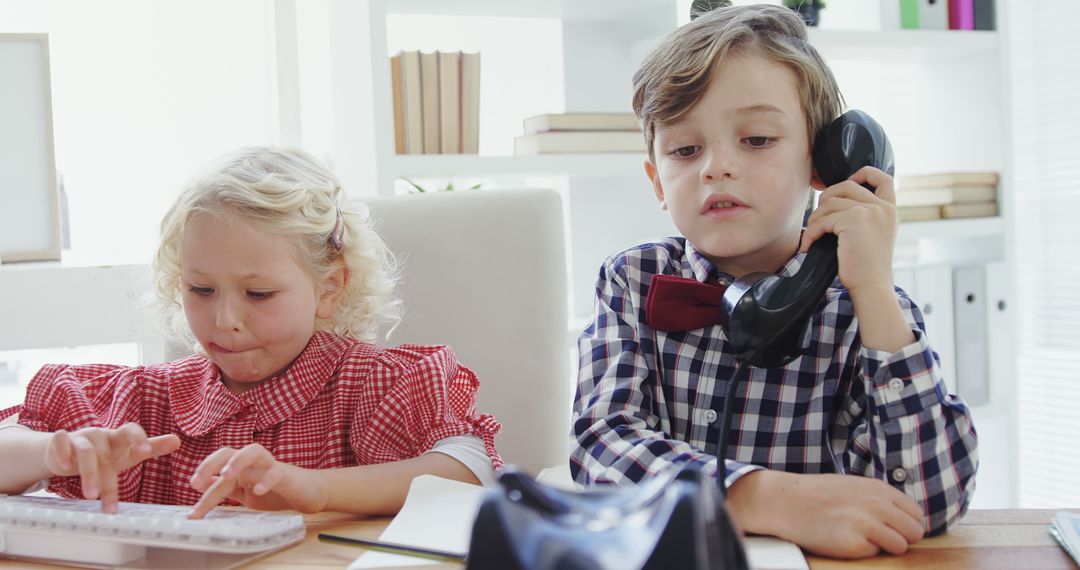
153, 146, 400, 347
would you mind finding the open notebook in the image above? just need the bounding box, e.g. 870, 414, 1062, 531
1050, 511, 1080, 567
347, 473, 808, 570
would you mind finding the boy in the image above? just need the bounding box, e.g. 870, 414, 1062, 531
570, 3, 977, 559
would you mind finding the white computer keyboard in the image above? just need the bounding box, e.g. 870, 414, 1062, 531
0, 494, 306, 566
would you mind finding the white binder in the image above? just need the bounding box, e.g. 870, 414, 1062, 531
915, 265, 958, 395
953, 265, 990, 406
918, 0, 949, 29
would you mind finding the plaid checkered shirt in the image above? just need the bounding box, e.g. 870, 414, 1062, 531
4, 331, 502, 505
571, 237, 978, 535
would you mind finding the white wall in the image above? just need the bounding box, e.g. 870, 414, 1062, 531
0, 0, 277, 265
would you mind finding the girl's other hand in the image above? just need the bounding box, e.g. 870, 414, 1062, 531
44, 423, 180, 513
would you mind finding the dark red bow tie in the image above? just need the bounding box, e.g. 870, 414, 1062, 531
644, 274, 730, 332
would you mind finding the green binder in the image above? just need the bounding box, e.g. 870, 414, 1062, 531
900, 0, 919, 29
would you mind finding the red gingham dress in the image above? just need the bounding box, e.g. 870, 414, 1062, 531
1, 331, 503, 505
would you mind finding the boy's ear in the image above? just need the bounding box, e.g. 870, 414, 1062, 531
644, 158, 668, 211
810, 168, 828, 191
316, 265, 349, 319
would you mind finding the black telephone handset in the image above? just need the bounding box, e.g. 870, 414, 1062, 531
718, 109, 895, 368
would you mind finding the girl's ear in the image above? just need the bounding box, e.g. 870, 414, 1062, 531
316, 266, 349, 320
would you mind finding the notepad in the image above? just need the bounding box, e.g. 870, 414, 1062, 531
348, 474, 807, 570
1050, 511, 1080, 567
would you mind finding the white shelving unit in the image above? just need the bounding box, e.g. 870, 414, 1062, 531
321, 0, 1015, 508
386, 153, 647, 181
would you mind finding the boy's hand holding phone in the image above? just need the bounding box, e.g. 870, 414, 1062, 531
800, 165, 899, 296
43, 422, 181, 513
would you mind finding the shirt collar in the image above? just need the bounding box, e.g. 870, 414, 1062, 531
684, 238, 806, 284
170, 331, 351, 437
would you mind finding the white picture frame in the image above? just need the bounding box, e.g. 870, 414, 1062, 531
0, 33, 60, 263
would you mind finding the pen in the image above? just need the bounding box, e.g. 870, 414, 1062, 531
317, 533, 467, 563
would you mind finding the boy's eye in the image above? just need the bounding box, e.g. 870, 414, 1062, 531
745, 136, 772, 148
188, 286, 213, 296
671, 145, 699, 158
247, 290, 276, 300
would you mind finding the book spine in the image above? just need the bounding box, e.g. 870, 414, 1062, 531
918, 0, 948, 30
419, 52, 440, 154
973, 0, 994, 30
390, 53, 405, 155
880, 0, 902, 30
948, 0, 975, 30
900, 0, 920, 29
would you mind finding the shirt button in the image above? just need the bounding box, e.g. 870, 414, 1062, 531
890, 467, 909, 484
704, 409, 718, 424
888, 377, 904, 392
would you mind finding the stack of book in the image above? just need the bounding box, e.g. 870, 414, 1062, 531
513, 113, 645, 155
390, 50, 480, 155
896, 171, 999, 222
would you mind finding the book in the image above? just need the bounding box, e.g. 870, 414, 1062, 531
948, 0, 975, 30
419, 51, 440, 154
401, 51, 423, 154
438, 51, 461, 154
941, 201, 998, 219
899, 171, 1000, 189
880, 0, 902, 29
900, 0, 919, 29
514, 131, 646, 154
898, 205, 942, 222
523, 113, 640, 134
896, 185, 996, 207
390, 53, 405, 154
918, 0, 948, 29
460, 52, 481, 154
974, 0, 995, 30
1051, 512, 1080, 568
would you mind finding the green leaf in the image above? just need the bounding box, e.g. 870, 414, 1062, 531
402, 178, 427, 193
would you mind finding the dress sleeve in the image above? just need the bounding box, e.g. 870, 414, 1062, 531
348, 345, 503, 470
17, 363, 146, 499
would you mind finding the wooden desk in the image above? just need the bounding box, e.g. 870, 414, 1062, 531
1, 509, 1076, 569
252, 509, 1079, 570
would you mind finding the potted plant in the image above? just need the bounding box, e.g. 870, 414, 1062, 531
783, 0, 826, 27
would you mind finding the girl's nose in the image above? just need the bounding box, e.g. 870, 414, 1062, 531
215, 296, 244, 332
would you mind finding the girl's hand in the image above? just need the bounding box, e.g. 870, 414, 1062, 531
187, 443, 329, 519
800, 165, 899, 296
43, 423, 181, 513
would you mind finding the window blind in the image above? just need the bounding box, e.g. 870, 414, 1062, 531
1011, 0, 1080, 507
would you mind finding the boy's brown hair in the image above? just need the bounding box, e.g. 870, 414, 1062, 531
633, 3, 844, 161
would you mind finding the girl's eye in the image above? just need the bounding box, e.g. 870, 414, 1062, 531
671, 145, 699, 158
745, 136, 772, 148
248, 291, 276, 300
188, 286, 213, 296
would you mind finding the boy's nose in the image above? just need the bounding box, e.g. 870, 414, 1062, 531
700, 146, 736, 182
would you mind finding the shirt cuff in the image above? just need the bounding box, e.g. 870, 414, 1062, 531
860, 329, 948, 422
724, 460, 766, 490
423, 435, 496, 486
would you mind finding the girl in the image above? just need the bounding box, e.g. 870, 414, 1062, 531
0, 146, 502, 518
